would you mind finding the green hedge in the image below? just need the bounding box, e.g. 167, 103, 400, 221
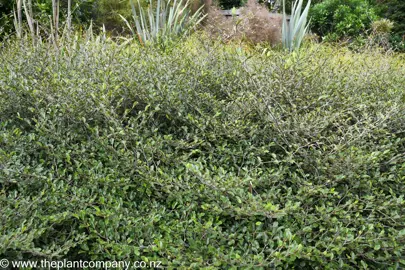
0, 35, 405, 268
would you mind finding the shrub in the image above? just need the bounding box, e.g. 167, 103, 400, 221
310, 0, 378, 41
389, 34, 405, 52
371, 0, 405, 52
372, 0, 405, 36
0, 35, 405, 268
371, 18, 394, 34
92, 0, 133, 33
0, 0, 14, 37
365, 18, 394, 50
205, 0, 281, 45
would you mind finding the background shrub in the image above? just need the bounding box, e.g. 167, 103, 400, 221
91, 0, 132, 33
366, 18, 394, 50
371, 0, 405, 51
0, 0, 14, 37
372, 0, 405, 36
0, 34, 405, 268
205, 0, 281, 45
310, 0, 378, 41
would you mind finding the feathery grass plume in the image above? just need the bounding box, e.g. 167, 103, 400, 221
282, 0, 311, 51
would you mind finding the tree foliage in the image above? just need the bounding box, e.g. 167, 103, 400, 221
0, 0, 15, 36
310, 0, 378, 41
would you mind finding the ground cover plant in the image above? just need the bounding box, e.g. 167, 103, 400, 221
0, 32, 405, 269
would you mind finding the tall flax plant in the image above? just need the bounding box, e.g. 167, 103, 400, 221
121, 0, 206, 45
282, 0, 311, 52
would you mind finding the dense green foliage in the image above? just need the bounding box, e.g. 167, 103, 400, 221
371, 0, 405, 51
310, 0, 378, 41
92, 0, 132, 33
373, 0, 405, 36
0, 0, 15, 36
1, 35, 405, 268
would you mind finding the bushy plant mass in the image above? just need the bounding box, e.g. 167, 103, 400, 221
372, 0, 405, 52
373, 0, 405, 36
1, 34, 405, 268
310, 0, 378, 41
0, 0, 15, 36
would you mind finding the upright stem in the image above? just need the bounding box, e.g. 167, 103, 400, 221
28, 0, 33, 18
22, 0, 36, 44
17, 0, 22, 37
52, 0, 60, 42
67, 0, 72, 32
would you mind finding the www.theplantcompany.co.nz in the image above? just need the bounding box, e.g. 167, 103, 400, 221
0, 258, 162, 269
